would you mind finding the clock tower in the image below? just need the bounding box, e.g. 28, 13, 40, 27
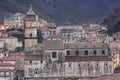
24, 5, 39, 50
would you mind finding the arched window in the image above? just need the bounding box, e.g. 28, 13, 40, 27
95, 63, 100, 75
30, 60, 32, 64
104, 62, 109, 73
30, 33, 32, 37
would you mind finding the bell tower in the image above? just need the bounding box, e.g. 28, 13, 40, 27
24, 5, 39, 50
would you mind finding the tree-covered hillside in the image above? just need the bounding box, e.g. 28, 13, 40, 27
0, 0, 120, 25
102, 6, 120, 35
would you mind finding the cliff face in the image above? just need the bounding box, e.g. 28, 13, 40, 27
0, 0, 120, 25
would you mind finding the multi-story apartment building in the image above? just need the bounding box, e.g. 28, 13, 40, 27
0, 54, 16, 80
60, 29, 84, 43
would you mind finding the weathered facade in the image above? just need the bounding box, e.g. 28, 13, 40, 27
24, 40, 113, 80
24, 5, 39, 50
24, 5, 113, 80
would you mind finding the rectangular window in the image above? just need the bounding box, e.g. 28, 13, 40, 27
95, 66, 100, 75
53, 31, 56, 35
75, 50, 79, 55
93, 50, 97, 55
102, 50, 105, 55
4, 72, 6, 76
40, 60, 43, 63
52, 52, 57, 58
28, 68, 34, 76
9, 72, 11, 75
67, 50, 70, 56
84, 50, 88, 55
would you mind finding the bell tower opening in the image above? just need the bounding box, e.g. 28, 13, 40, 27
24, 4, 39, 50
30, 33, 32, 38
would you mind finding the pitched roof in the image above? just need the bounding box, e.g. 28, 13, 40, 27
0, 63, 15, 67
9, 53, 24, 56
92, 73, 120, 80
0, 68, 14, 72
25, 54, 43, 61
26, 5, 36, 15
25, 44, 43, 52
42, 40, 65, 50
64, 42, 109, 49
14, 12, 25, 17
0, 57, 16, 61
65, 56, 112, 62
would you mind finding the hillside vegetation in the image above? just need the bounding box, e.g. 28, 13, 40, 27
0, 0, 120, 25
102, 6, 120, 35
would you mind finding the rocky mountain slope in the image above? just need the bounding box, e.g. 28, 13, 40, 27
0, 0, 120, 25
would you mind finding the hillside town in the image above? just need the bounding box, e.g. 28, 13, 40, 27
0, 5, 120, 80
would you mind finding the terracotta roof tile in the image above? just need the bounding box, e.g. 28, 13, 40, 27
25, 54, 43, 60
64, 42, 108, 49
92, 73, 120, 80
9, 53, 24, 56
43, 40, 65, 50
0, 63, 15, 67
0, 68, 14, 72
65, 56, 112, 62
0, 57, 16, 61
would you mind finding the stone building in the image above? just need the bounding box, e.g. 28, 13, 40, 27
0, 55, 16, 80
24, 49, 44, 79
110, 41, 120, 67
24, 5, 39, 50
24, 40, 113, 80
9, 52, 24, 79
4, 13, 25, 28
24, 4, 113, 80
64, 42, 113, 78
60, 28, 83, 43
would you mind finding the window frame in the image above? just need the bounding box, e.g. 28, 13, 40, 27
102, 50, 105, 55
52, 52, 57, 58
67, 50, 70, 56
93, 50, 97, 55
75, 50, 79, 56
84, 50, 88, 56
